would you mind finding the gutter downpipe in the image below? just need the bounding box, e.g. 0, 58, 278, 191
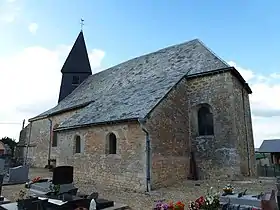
241, 87, 251, 176
138, 118, 151, 192
48, 118, 53, 168
24, 122, 32, 166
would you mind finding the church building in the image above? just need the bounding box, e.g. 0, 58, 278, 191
19, 31, 256, 192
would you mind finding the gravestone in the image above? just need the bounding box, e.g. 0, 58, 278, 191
3, 165, 29, 185
28, 165, 76, 196
0, 174, 11, 205
53, 166, 73, 185
0, 174, 3, 195
261, 190, 278, 210
0, 159, 5, 173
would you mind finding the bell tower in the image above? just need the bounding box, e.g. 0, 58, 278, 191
58, 30, 92, 103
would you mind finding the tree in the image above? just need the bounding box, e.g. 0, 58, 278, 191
0, 137, 17, 156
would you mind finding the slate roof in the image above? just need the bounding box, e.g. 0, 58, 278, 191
259, 139, 280, 153
30, 39, 236, 130
60, 31, 92, 74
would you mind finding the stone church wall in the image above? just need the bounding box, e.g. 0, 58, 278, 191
27, 111, 147, 191
25, 70, 254, 191
26, 110, 81, 167
56, 122, 147, 192
186, 71, 254, 180
145, 77, 190, 189
144, 71, 254, 188
232, 75, 256, 176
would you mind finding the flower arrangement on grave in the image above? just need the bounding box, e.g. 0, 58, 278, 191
174, 201, 185, 209
188, 187, 220, 210
17, 189, 27, 201
154, 199, 185, 210
31, 176, 41, 183
16, 189, 27, 209
49, 183, 61, 195
222, 184, 234, 195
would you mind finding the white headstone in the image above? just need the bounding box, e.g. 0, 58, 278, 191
89, 198, 96, 210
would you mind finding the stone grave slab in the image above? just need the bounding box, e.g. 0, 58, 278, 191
220, 193, 262, 208
220, 190, 278, 210
27, 178, 76, 196
2, 165, 29, 186
102, 202, 129, 210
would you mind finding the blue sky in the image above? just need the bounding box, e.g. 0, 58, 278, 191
0, 0, 280, 147
2, 0, 280, 72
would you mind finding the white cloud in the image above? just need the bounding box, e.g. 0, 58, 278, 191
28, 23, 38, 35
227, 61, 255, 81
0, 0, 21, 23
270, 73, 280, 79
228, 61, 280, 148
88, 49, 106, 73
0, 45, 105, 141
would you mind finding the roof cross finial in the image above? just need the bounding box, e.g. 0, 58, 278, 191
80, 18, 84, 31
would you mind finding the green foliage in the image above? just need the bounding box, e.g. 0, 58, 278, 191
49, 184, 61, 195
0, 136, 17, 156
0, 136, 17, 147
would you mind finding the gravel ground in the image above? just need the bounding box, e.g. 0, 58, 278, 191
2, 168, 277, 210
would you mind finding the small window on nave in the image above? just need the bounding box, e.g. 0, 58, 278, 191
106, 132, 117, 154
74, 135, 81, 153
52, 124, 59, 147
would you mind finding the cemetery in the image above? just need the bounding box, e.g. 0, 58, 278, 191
0, 158, 278, 209
0, 140, 277, 210
0, 161, 129, 210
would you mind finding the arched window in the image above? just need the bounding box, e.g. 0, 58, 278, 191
198, 105, 214, 136
106, 133, 117, 154
52, 124, 59, 147
75, 135, 81, 153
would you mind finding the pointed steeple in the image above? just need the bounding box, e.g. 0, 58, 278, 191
58, 31, 92, 103
60, 31, 92, 74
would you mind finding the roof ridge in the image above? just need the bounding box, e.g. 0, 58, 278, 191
196, 39, 229, 67
88, 39, 201, 78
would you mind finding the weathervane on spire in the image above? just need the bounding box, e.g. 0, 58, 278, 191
80, 18, 84, 31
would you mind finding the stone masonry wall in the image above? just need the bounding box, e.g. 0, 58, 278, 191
25, 70, 254, 192
146, 78, 190, 189
56, 122, 147, 192
232, 75, 256, 176
187, 72, 242, 180
245, 93, 256, 176
26, 109, 81, 167
15, 124, 31, 161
